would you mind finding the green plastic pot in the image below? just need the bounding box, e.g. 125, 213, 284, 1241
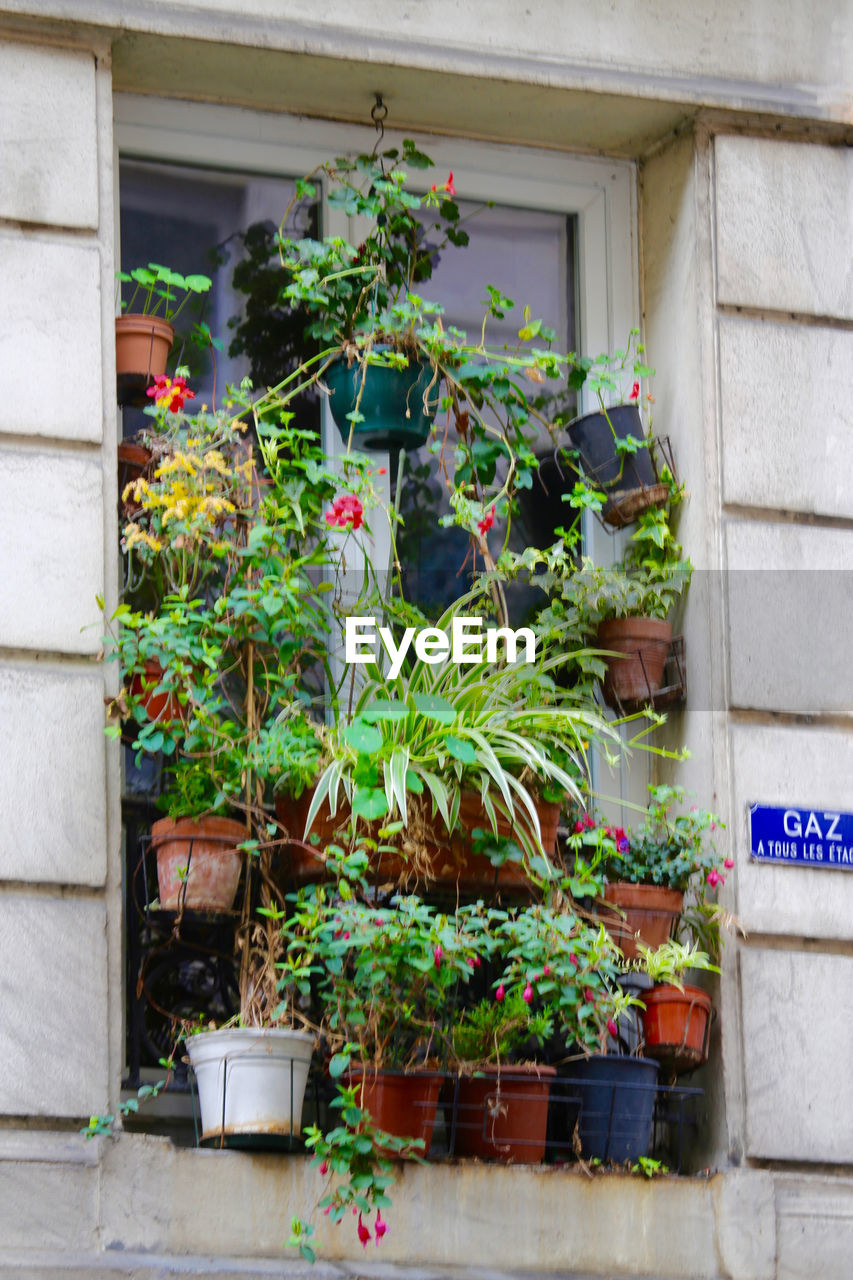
325, 350, 437, 451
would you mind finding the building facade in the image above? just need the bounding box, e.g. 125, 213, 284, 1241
0, 3, 851, 1276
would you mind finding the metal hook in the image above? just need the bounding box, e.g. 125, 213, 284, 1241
371, 93, 388, 158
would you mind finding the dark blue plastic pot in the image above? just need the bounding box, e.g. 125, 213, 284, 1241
325, 350, 438, 451
573, 1054, 659, 1163
566, 404, 656, 494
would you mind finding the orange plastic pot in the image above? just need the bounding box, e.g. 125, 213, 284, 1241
600, 882, 683, 961
641, 983, 712, 1073
150, 815, 245, 912
597, 617, 672, 707
448, 1065, 555, 1163
348, 1069, 441, 1153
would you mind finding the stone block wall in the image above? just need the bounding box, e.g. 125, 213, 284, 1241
0, 36, 117, 1122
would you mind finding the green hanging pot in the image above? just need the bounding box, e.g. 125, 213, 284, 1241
325, 347, 438, 451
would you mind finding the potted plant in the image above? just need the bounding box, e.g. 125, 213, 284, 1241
448, 904, 621, 1163
597, 785, 728, 961
563, 329, 665, 521
115, 263, 213, 402
287, 887, 486, 1148
635, 939, 719, 1074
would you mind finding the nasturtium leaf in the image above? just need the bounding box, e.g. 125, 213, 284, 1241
343, 718, 383, 754
361, 699, 408, 724
352, 788, 389, 820
412, 691, 456, 725
445, 735, 478, 764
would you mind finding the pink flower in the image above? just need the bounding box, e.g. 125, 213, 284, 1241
584, 987, 594, 1003
629, 381, 640, 401
146, 374, 195, 413
343, 930, 350, 940
374, 1210, 388, 1242
584, 814, 595, 830
523, 981, 533, 1004
543, 964, 551, 976
319, 1160, 328, 1176
573, 819, 585, 834
477, 505, 495, 537
325, 494, 364, 531
569, 953, 578, 968
607, 1018, 618, 1038
433, 944, 443, 970
724, 857, 734, 870
357, 1215, 371, 1247
445, 171, 456, 196
495, 983, 505, 1003
707, 868, 721, 888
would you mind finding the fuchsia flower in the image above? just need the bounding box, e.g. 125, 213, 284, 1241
357, 1215, 371, 1247
724, 857, 734, 869
629, 381, 640, 401
569, 953, 579, 968
584, 987, 594, 1003
614, 827, 629, 854
319, 1160, 328, 1176
495, 983, 506, 1003
146, 374, 195, 413
543, 964, 551, 976
523, 981, 533, 1004
433, 944, 443, 970
325, 493, 364, 531
477, 505, 496, 537
374, 1210, 388, 1242
607, 1018, 619, 1038
707, 868, 722, 888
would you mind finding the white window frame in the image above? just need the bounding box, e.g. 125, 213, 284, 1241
113, 94, 642, 827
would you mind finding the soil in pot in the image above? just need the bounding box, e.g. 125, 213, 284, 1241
597, 617, 673, 706
349, 1068, 442, 1153
641, 983, 713, 1073
275, 787, 559, 893
599, 883, 684, 961
115, 314, 174, 407
151, 815, 245, 912
325, 351, 437, 450
446, 1064, 556, 1163
572, 1054, 659, 1163
187, 1027, 315, 1144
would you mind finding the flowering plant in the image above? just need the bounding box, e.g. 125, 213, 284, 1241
605, 785, 728, 893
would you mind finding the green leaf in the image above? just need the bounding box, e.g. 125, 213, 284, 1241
412, 691, 456, 725
445, 735, 478, 765
343, 718, 383, 754
352, 788, 389, 820
328, 1052, 350, 1079
360, 699, 408, 724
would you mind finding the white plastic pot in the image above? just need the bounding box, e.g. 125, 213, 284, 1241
187, 1028, 315, 1141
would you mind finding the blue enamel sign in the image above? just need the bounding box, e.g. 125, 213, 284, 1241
749, 804, 853, 869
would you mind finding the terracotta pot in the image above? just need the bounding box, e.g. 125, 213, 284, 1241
115, 314, 174, 406
348, 1068, 442, 1153
275, 787, 560, 892
150, 815, 245, 912
129, 660, 183, 727
596, 617, 673, 707
641, 983, 712, 1073
600, 882, 683, 961
117, 439, 153, 515
447, 1065, 556, 1163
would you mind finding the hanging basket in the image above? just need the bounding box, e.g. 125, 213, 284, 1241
325, 349, 437, 450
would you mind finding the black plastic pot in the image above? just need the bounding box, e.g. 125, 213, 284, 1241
566, 404, 656, 495
573, 1054, 659, 1163
517, 451, 581, 550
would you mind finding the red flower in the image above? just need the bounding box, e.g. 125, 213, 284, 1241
724, 857, 734, 870
433, 944, 443, 970
583, 814, 595, 830
573, 818, 586, 834
357, 1215, 371, 1247
146, 374, 195, 413
319, 1160, 328, 1176
569, 953, 579, 968
607, 1018, 618, 1038
629, 381, 640, 401
522, 981, 533, 1004
477, 505, 496, 537
495, 983, 505, 1003
584, 987, 594, 1003
444, 171, 456, 196
707, 868, 721, 888
374, 1210, 388, 1242
325, 494, 364, 531
543, 964, 551, 976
